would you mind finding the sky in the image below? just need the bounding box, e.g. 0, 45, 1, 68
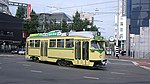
9, 0, 118, 39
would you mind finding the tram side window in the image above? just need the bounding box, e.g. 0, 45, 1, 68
57, 39, 64, 48
35, 40, 40, 47
66, 39, 74, 48
50, 39, 56, 47
30, 40, 34, 47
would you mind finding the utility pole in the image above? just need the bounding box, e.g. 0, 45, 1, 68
115, 0, 120, 58
116, 0, 119, 46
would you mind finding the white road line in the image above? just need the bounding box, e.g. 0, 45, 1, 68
109, 63, 133, 65
17, 62, 27, 64
30, 70, 42, 73
111, 72, 125, 75
83, 76, 99, 80
140, 66, 150, 71
0, 55, 14, 57
132, 61, 139, 66
109, 59, 130, 62
22, 64, 31, 67
59, 67, 69, 70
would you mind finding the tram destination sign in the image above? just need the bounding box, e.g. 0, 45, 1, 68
29, 31, 62, 38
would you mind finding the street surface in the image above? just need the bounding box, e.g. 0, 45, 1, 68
0, 55, 150, 84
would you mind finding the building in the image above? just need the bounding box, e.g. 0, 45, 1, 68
80, 12, 94, 22
115, 0, 127, 52
115, 0, 150, 58
127, 0, 150, 58
0, 0, 24, 53
0, 12, 23, 53
37, 12, 72, 32
80, 12, 94, 28
0, 0, 11, 15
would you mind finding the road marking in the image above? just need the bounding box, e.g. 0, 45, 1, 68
132, 61, 139, 66
17, 62, 27, 64
109, 59, 130, 62
59, 67, 69, 70
109, 63, 133, 65
0, 63, 2, 64
30, 70, 42, 73
140, 66, 150, 71
0, 55, 14, 57
83, 76, 99, 80
111, 72, 125, 75
0, 67, 2, 69
22, 64, 31, 67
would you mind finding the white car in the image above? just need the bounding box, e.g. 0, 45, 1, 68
18, 48, 25, 55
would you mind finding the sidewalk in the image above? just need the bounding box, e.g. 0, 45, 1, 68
109, 56, 150, 71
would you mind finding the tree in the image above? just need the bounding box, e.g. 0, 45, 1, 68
61, 20, 69, 32
23, 10, 39, 36
72, 11, 98, 32
16, 6, 26, 19
72, 11, 83, 31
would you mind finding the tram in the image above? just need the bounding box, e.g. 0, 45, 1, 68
25, 31, 107, 67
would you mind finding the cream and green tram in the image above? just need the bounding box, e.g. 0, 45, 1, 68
25, 32, 107, 67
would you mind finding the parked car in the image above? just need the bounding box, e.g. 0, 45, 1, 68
18, 48, 25, 55
11, 48, 20, 54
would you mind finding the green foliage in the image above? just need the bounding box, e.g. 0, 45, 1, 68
15, 6, 39, 36
72, 11, 98, 32
61, 20, 69, 32
16, 6, 26, 19
23, 10, 39, 36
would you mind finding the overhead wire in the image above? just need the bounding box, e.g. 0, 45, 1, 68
59, 0, 117, 9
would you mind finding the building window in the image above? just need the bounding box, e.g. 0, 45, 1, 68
120, 28, 123, 32
120, 17, 123, 20
120, 34, 123, 39
0, 31, 13, 36
132, 0, 140, 5
120, 22, 123, 26
141, 0, 149, 3
115, 29, 117, 32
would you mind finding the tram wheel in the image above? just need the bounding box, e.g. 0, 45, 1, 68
35, 57, 40, 63
57, 60, 67, 66
57, 60, 62, 66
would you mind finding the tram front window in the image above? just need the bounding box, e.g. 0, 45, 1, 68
91, 41, 104, 50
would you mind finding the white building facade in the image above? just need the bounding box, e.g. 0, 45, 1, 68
114, 0, 127, 51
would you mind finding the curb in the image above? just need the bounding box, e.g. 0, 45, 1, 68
132, 61, 150, 71
140, 66, 150, 71
131, 61, 139, 66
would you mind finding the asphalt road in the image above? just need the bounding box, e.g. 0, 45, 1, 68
0, 55, 150, 84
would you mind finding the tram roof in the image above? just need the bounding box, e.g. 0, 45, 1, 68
28, 31, 105, 41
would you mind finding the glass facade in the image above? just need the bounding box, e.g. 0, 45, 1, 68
129, 0, 150, 34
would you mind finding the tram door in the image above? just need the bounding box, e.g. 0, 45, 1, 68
75, 41, 89, 65
41, 41, 48, 61
82, 41, 89, 65
26, 41, 29, 55
75, 41, 81, 65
